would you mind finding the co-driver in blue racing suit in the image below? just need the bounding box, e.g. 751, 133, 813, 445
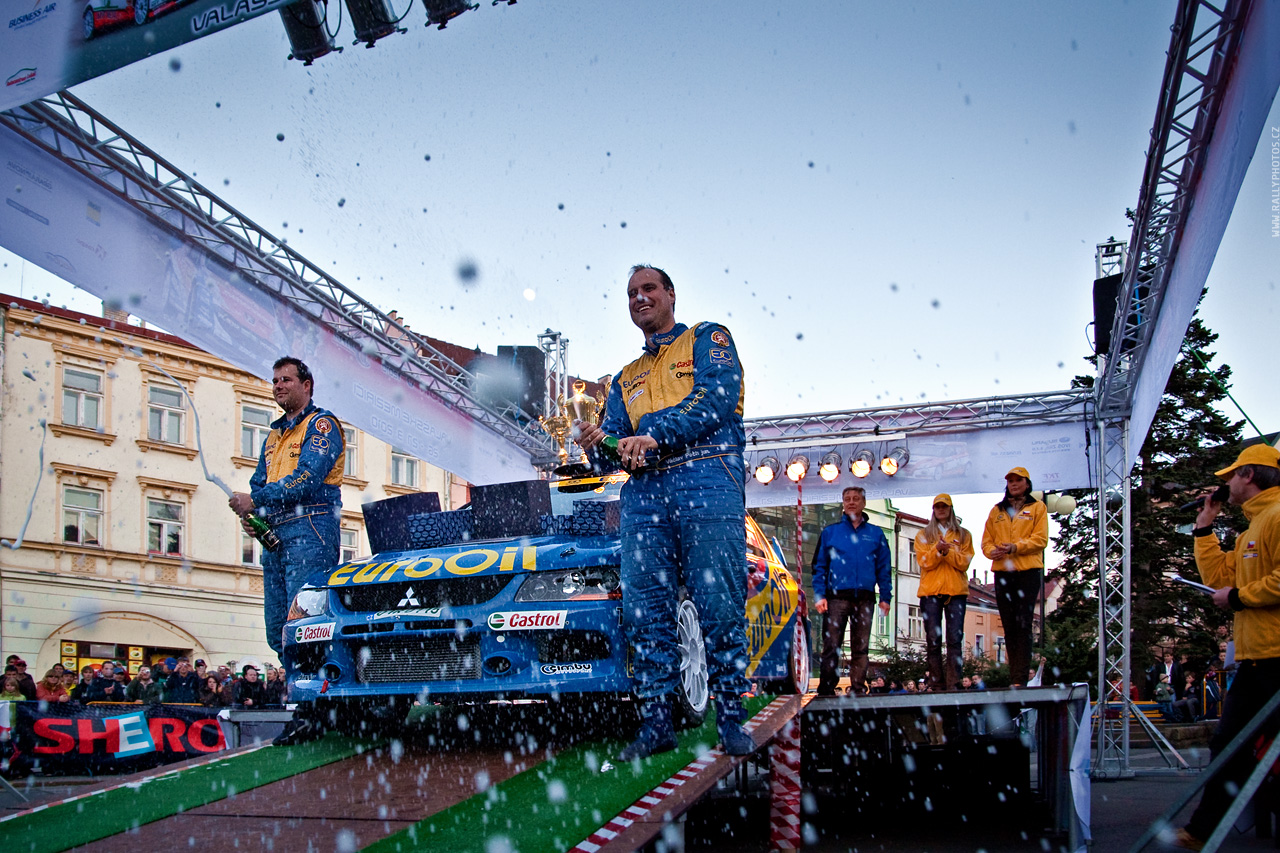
578, 264, 754, 759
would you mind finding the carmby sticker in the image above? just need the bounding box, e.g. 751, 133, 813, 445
540, 662, 592, 676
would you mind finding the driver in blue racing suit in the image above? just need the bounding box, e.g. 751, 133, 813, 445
230, 357, 344, 674
578, 264, 754, 759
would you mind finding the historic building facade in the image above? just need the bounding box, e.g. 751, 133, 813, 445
0, 295, 463, 675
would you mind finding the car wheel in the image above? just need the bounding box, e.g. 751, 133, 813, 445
83, 7, 96, 39
673, 596, 709, 726
133, 0, 148, 25
782, 615, 811, 694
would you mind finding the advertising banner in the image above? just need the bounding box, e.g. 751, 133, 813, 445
9, 701, 227, 773
746, 420, 1092, 508
0, 124, 538, 484
1, 0, 291, 112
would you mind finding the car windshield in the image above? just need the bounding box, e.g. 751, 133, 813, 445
547, 473, 625, 516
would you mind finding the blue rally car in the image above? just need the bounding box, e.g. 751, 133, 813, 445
282, 475, 810, 729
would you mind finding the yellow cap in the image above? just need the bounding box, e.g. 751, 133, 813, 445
1215, 444, 1280, 479
933, 494, 953, 507
1006, 466, 1031, 481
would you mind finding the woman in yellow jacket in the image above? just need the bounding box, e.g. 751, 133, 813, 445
982, 466, 1049, 687
916, 494, 975, 690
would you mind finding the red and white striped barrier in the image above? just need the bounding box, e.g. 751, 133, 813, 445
571, 752, 720, 852
769, 715, 802, 852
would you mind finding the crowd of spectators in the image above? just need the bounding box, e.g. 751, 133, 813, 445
1, 653, 288, 709
1142, 644, 1229, 723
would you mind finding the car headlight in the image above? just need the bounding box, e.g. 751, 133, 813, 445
287, 588, 330, 620
516, 567, 621, 602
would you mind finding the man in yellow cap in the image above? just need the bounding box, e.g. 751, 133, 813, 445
1168, 444, 1280, 850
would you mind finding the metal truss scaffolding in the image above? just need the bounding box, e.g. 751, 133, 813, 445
1092, 0, 1250, 777
743, 389, 1091, 446
0, 90, 553, 465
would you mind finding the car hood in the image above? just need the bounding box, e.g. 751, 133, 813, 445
303, 533, 621, 592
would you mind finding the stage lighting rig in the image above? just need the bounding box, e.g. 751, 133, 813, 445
754, 456, 781, 485
818, 451, 842, 483
880, 447, 910, 477
424, 0, 476, 28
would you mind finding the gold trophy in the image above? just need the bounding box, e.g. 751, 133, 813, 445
538, 395, 573, 467
545, 379, 609, 479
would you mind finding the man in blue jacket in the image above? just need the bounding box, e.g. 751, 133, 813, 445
812, 486, 892, 695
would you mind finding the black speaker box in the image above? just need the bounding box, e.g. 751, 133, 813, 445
471, 480, 551, 539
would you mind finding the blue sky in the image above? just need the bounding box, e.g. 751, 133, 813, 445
2, 1, 1275, 550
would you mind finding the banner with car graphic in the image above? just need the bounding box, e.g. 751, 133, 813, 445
2, 0, 292, 112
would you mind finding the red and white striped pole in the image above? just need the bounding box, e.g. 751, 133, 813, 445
769, 714, 802, 852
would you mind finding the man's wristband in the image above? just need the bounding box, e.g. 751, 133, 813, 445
1228, 588, 1245, 611
1193, 526, 1215, 537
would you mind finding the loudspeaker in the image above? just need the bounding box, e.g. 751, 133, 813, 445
1092, 273, 1121, 355
471, 480, 551, 539
361, 492, 442, 554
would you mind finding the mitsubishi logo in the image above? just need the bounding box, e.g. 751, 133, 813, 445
397, 587, 420, 608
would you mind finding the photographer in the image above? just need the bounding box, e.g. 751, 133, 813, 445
1167, 445, 1280, 849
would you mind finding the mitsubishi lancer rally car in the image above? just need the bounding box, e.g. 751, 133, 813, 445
282, 475, 810, 727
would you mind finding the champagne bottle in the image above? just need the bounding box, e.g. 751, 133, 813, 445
246, 514, 281, 552
598, 434, 623, 463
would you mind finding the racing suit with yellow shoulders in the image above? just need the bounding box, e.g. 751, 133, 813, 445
250, 402, 345, 664
596, 321, 749, 713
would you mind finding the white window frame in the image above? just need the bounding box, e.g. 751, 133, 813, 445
147, 383, 186, 445
62, 485, 104, 547
344, 428, 359, 478
907, 605, 924, 641
241, 531, 263, 567
974, 633, 986, 658
241, 403, 274, 460
391, 448, 418, 488
340, 528, 359, 564
62, 367, 104, 430
146, 497, 185, 556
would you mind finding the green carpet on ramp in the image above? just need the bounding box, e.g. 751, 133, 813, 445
4, 734, 373, 853
364, 695, 772, 853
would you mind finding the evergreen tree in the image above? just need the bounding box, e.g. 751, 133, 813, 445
1045, 308, 1242, 694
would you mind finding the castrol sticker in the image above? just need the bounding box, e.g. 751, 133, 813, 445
294, 622, 335, 644
487, 610, 567, 631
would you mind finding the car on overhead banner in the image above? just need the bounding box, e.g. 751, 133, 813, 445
282, 475, 810, 731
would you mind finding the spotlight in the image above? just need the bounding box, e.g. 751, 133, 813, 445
345, 0, 404, 47
279, 0, 338, 65
850, 449, 874, 478
424, 0, 477, 28
786, 455, 810, 483
818, 451, 842, 483
881, 447, 910, 477
754, 456, 780, 485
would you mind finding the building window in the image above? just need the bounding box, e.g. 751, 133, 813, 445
876, 609, 889, 638
147, 384, 185, 445
62, 486, 103, 546
62, 368, 103, 430
241, 404, 273, 458
907, 605, 924, 640
241, 532, 262, 567
906, 541, 919, 575
340, 528, 359, 563
995, 636, 1006, 664
391, 448, 418, 488
974, 634, 985, 658
344, 428, 359, 477
146, 498, 184, 555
